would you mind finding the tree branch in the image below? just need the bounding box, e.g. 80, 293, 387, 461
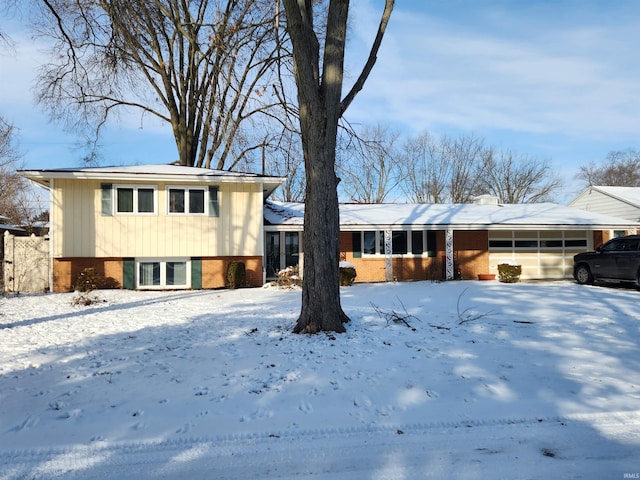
340, 0, 394, 116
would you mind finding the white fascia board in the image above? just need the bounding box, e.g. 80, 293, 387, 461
263, 224, 302, 232
338, 223, 640, 231
19, 170, 285, 196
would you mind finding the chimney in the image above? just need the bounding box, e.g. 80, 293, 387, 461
473, 195, 499, 206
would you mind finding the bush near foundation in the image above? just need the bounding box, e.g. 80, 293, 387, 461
227, 261, 246, 289
498, 263, 522, 283
339, 262, 357, 286
74, 267, 120, 292
275, 266, 301, 288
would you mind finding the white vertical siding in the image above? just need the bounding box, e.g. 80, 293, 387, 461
52, 179, 263, 258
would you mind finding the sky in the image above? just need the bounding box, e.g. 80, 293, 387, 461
1, 0, 639, 203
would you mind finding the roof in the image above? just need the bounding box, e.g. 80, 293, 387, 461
19, 164, 286, 199
265, 201, 640, 231
0, 224, 25, 233
572, 186, 640, 209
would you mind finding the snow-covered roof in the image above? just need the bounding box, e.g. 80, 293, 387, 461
20, 164, 286, 199
585, 186, 640, 208
0, 224, 25, 232
265, 201, 640, 231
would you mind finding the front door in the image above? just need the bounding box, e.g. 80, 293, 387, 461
285, 232, 300, 268
265, 232, 301, 279
265, 232, 280, 279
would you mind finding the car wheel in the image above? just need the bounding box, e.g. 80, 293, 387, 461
575, 264, 593, 285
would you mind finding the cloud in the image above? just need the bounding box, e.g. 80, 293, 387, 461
346, 1, 640, 141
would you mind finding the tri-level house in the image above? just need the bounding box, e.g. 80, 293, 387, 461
21, 164, 284, 292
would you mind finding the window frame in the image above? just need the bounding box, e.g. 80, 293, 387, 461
113, 184, 158, 215
166, 186, 208, 216
360, 230, 436, 257
135, 258, 191, 289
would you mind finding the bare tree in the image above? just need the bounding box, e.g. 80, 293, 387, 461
446, 133, 487, 203
0, 116, 24, 221
576, 149, 640, 187
337, 123, 401, 203
478, 149, 561, 203
282, 0, 394, 333
399, 131, 487, 203
398, 131, 446, 203
31, 0, 287, 169
0, 1, 16, 50
0, 115, 42, 226
263, 127, 306, 202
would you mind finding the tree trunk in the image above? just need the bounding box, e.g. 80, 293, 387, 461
293, 120, 349, 334
283, 0, 394, 333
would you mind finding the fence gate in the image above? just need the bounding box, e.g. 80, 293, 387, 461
3, 232, 50, 293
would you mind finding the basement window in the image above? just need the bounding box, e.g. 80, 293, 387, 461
137, 259, 190, 289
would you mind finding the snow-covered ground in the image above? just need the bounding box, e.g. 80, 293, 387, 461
1, 280, 639, 479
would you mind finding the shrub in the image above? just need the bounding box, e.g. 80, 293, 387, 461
497, 263, 522, 283
226, 261, 246, 289
74, 267, 119, 292
339, 262, 357, 286
72, 292, 102, 306
275, 266, 301, 288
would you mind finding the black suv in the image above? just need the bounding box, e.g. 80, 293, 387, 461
574, 235, 640, 285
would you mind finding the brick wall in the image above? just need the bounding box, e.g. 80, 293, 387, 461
202, 256, 263, 288
53, 258, 123, 292
339, 230, 490, 282
339, 231, 446, 283
454, 230, 489, 279
53, 256, 263, 291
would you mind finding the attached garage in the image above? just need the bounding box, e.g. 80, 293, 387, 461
488, 230, 590, 280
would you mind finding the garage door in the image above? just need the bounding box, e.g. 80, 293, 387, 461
488, 230, 590, 280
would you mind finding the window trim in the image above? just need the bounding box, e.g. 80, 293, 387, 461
113, 184, 158, 215
135, 258, 191, 289
166, 186, 208, 216
360, 230, 436, 258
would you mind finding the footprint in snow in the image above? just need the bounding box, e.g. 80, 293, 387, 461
240, 408, 274, 422
298, 400, 313, 413
176, 423, 193, 434
353, 396, 373, 409
11, 415, 39, 432
425, 389, 439, 399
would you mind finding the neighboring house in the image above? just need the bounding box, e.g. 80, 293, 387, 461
569, 186, 640, 238
264, 196, 640, 282
0, 214, 25, 235
20, 164, 284, 292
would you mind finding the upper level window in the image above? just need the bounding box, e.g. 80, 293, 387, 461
167, 187, 211, 215
115, 185, 157, 214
